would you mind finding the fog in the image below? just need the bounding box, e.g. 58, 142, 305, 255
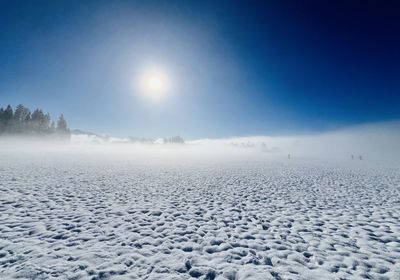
1, 121, 399, 163
191, 121, 400, 162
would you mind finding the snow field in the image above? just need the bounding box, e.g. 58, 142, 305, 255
0, 155, 399, 279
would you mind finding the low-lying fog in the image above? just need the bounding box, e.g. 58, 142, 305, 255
0, 121, 399, 163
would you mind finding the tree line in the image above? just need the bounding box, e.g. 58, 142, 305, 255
164, 136, 184, 144
0, 104, 70, 137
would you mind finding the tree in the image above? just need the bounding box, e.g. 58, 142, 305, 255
44, 113, 51, 132
164, 136, 185, 144
50, 121, 56, 133
56, 114, 69, 133
3, 105, 14, 133
14, 104, 31, 122
0, 108, 5, 133
14, 104, 31, 132
31, 109, 45, 133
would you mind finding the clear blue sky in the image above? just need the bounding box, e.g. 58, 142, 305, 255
1, 0, 399, 138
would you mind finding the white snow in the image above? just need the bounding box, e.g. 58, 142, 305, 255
0, 149, 399, 279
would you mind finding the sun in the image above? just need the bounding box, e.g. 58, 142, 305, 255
147, 75, 163, 91
138, 67, 170, 101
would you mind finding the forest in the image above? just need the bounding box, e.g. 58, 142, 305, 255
0, 104, 70, 137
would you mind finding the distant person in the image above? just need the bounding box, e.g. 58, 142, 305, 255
288, 154, 291, 159
351, 155, 354, 160
359, 155, 363, 160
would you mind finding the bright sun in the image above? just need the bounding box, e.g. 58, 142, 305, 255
147, 75, 163, 91
139, 67, 170, 101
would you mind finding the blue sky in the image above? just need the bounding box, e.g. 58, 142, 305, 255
1, 0, 399, 138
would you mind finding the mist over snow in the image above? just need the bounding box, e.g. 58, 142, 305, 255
189, 121, 400, 162
0, 121, 398, 163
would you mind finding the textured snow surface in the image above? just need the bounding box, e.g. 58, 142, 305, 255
1, 155, 400, 280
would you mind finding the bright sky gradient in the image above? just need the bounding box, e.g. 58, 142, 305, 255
1, 0, 399, 138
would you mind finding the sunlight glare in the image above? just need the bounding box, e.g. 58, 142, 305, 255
138, 67, 171, 101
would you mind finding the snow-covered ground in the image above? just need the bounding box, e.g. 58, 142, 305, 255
0, 151, 400, 280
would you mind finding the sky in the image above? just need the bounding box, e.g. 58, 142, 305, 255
0, 0, 399, 139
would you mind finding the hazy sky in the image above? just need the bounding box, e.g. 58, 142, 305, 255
1, 0, 399, 138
